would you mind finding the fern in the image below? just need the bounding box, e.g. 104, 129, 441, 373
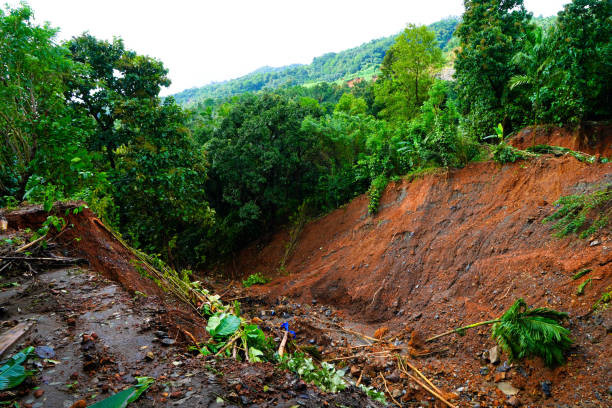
428, 299, 572, 367
543, 186, 611, 238
492, 299, 572, 367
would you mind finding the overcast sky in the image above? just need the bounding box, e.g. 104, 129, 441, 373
10, 0, 569, 95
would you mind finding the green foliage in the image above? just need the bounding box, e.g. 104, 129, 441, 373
89, 377, 154, 408
542, 0, 612, 124
358, 384, 387, 404
0, 5, 97, 200
576, 279, 591, 296
491, 299, 572, 367
374, 24, 444, 121
0, 346, 35, 390
455, 0, 532, 139
206, 313, 242, 340
242, 272, 270, 288
543, 186, 611, 238
173, 18, 459, 105
572, 268, 591, 280
280, 353, 347, 393
593, 288, 611, 311
398, 81, 479, 169
367, 175, 388, 214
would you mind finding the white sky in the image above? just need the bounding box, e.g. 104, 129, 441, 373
9, 0, 569, 95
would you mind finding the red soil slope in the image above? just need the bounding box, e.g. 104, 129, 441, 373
237, 156, 611, 325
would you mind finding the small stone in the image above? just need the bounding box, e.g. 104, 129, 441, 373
506, 396, 520, 407
497, 382, 519, 396
34, 389, 44, 398
154, 331, 168, 338
589, 240, 600, 247
541, 381, 552, 398
145, 351, 155, 361
161, 338, 176, 346
497, 361, 511, 372
494, 372, 507, 382
489, 346, 500, 364
386, 370, 401, 383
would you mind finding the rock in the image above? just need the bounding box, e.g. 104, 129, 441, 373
33, 389, 44, 398
489, 346, 500, 364
386, 370, 401, 383
496, 382, 519, 396
145, 351, 155, 360
589, 240, 600, 247
35, 346, 55, 359
541, 381, 552, 398
496, 361, 511, 372
506, 396, 520, 407
154, 330, 168, 338
494, 372, 507, 382
161, 338, 176, 346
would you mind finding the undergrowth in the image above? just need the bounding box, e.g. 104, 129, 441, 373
543, 185, 611, 238
367, 175, 388, 214
242, 272, 270, 288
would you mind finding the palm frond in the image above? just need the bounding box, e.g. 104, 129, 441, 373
492, 299, 572, 367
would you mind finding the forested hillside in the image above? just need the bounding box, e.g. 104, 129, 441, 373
173, 17, 460, 104
1, 1, 610, 268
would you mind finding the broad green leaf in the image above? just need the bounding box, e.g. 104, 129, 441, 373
89, 377, 154, 408
212, 315, 241, 339
0, 346, 35, 390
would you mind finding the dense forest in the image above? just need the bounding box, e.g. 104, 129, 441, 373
1, 0, 611, 268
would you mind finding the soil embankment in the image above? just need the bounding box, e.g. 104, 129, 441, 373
228, 127, 612, 406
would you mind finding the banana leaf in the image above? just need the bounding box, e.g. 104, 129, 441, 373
89, 377, 154, 408
0, 346, 35, 390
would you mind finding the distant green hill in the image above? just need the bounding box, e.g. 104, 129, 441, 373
173, 17, 460, 105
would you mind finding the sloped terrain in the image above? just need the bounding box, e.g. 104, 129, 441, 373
228, 133, 612, 406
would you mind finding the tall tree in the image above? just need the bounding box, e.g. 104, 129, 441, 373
374, 25, 444, 121
454, 0, 531, 138
544, 0, 612, 124
65, 34, 170, 169
0, 5, 93, 198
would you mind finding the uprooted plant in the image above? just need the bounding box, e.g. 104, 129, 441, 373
427, 298, 572, 367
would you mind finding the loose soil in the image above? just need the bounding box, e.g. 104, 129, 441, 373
222, 128, 612, 407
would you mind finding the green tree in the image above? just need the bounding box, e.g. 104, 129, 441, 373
374, 24, 444, 121
203, 93, 323, 256
65, 34, 170, 169
0, 5, 94, 199
334, 93, 367, 115
454, 0, 531, 138
544, 0, 612, 124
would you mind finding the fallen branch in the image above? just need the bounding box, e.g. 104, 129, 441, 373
215, 332, 242, 357
278, 329, 289, 358
426, 319, 500, 342
309, 315, 378, 343
397, 356, 456, 408
15, 234, 47, 253
379, 372, 402, 407
0, 256, 84, 264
